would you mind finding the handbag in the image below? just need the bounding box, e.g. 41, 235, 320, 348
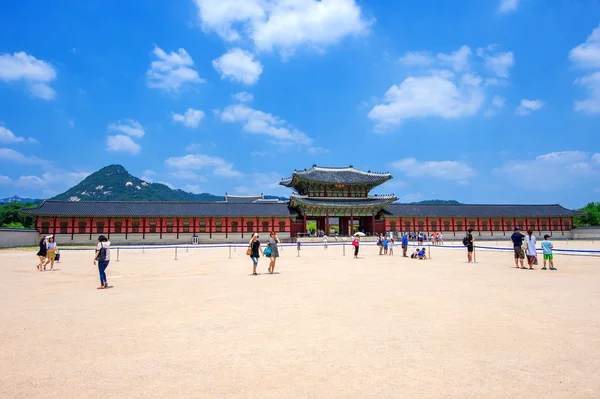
246, 246, 252, 256
264, 246, 272, 257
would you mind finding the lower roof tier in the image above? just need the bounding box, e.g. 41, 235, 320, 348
23, 200, 582, 218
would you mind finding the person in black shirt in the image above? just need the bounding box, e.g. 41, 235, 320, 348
466, 228, 474, 263
510, 227, 526, 269
248, 233, 264, 275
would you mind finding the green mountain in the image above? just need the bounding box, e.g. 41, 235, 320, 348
51, 165, 225, 202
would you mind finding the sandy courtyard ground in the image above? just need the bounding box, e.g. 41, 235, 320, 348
1, 241, 599, 398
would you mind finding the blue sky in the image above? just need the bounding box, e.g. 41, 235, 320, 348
0, 0, 599, 208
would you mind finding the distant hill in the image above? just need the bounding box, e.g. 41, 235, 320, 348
408, 200, 461, 205
49, 164, 288, 202
0, 196, 43, 204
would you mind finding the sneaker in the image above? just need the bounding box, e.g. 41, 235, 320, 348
541, 267, 547, 270
550, 267, 557, 270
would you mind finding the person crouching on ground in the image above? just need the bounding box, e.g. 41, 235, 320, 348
418, 247, 428, 260
249, 233, 264, 275
410, 248, 419, 259
267, 231, 280, 274
94, 235, 111, 289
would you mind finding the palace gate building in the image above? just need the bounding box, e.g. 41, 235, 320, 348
24, 165, 581, 244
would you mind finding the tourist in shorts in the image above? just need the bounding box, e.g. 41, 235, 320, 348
383, 236, 389, 255
417, 247, 428, 260
524, 229, 537, 269
511, 227, 526, 269
43, 236, 58, 271
36, 236, 47, 271
541, 234, 556, 270
267, 232, 280, 274
249, 233, 264, 275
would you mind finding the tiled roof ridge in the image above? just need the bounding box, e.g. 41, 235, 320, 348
225, 194, 264, 198
280, 165, 391, 181
291, 194, 397, 199
36, 199, 282, 205
389, 203, 566, 207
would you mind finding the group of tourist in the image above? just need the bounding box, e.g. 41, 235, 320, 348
510, 227, 556, 270
376, 234, 395, 255
247, 231, 281, 275
35, 235, 58, 271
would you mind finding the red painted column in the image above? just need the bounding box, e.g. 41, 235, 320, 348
209, 217, 213, 239
176, 217, 180, 239
452, 217, 455, 232
53, 216, 57, 235
160, 217, 163, 239
241, 217, 245, 239
71, 217, 75, 240
107, 217, 112, 239
89, 217, 94, 240
142, 217, 146, 240
193, 217, 197, 236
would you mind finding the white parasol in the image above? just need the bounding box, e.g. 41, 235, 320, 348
354, 232, 365, 237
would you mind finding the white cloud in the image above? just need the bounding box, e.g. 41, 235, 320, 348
232, 91, 254, 103
399, 51, 434, 67
569, 24, 600, 69
0, 148, 48, 165
493, 151, 599, 190
251, 150, 267, 157
218, 103, 314, 146
498, 0, 519, 13
68, 120, 75, 128
307, 146, 329, 154
193, 0, 371, 57
477, 46, 514, 78
0, 126, 37, 144
515, 99, 543, 115
371, 44, 516, 130
15, 171, 90, 188
0, 175, 11, 185
390, 158, 475, 182
108, 119, 145, 138
592, 153, 600, 163
400, 193, 423, 203
147, 46, 205, 91
169, 170, 208, 181
212, 48, 263, 85
107, 135, 141, 154
368, 74, 484, 130
437, 45, 471, 72
143, 169, 156, 176
165, 153, 242, 178
570, 26, 600, 113
0, 52, 57, 100
173, 108, 205, 128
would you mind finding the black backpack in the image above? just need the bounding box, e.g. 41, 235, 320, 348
462, 236, 470, 246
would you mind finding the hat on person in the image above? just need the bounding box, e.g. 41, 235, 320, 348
543, 234, 551, 239
253, 232, 259, 237
514, 227, 521, 231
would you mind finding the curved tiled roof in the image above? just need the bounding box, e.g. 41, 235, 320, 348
280, 165, 392, 187
383, 204, 582, 217
23, 200, 294, 217
224, 194, 263, 203
290, 195, 397, 207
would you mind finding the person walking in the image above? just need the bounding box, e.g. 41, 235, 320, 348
511, 227, 526, 269
401, 232, 409, 257
524, 229, 537, 269
466, 228, 475, 263
36, 236, 47, 271
352, 235, 360, 259
43, 236, 58, 271
93, 235, 111, 289
248, 233, 264, 275
267, 231, 280, 274
541, 234, 556, 270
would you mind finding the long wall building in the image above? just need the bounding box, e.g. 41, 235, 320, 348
23, 165, 581, 244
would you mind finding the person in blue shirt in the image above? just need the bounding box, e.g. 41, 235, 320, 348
511, 227, 526, 269
401, 232, 409, 257
383, 237, 389, 255
540, 234, 556, 270
417, 247, 428, 260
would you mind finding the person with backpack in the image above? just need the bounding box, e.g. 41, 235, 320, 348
463, 228, 474, 263
93, 235, 111, 289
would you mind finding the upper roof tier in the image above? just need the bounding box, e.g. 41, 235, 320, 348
280, 165, 392, 188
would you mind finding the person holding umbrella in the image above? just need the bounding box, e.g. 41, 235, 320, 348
352, 232, 364, 259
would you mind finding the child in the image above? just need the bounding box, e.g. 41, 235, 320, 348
541, 234, 556, 270
296, 236, 301, 251
323, 234, 328, 250
383, 237, 389, 255
418, 247, 428, 260
388, 238, 394, 255
410, 248, 419, 259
